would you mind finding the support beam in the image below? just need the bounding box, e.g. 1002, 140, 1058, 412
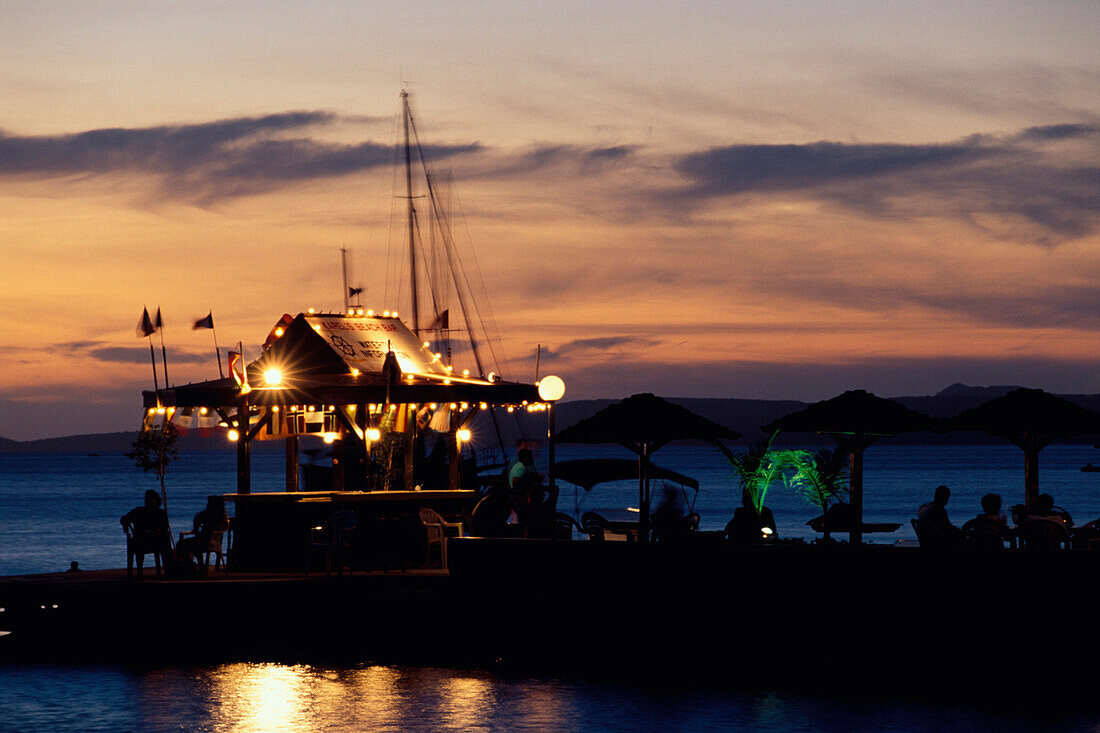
236, 394, 251, 495
333, 438, 345, 492
285, 435, 299, 492
448, 421, 460, 490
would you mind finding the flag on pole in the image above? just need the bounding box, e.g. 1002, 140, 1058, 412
348, 286, 363, 298
154, 307, 163, 330
427, 309, 449, 330
393, 404, 409, 433
193, 312, 214, 330
228, 351, 245, 387
136, 307, 156, 338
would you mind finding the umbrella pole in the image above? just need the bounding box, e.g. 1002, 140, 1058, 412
1023, 433, 1039, 510
849, 440, 863, 546
638, 444, 651, 543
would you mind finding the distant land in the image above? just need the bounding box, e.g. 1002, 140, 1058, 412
1, 384, 1098, 454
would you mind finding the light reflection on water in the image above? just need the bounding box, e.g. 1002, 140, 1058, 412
3, 662, 1098, 732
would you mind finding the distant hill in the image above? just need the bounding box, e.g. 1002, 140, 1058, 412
1, 385, 1097, 453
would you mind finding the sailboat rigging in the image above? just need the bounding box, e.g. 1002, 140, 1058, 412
387, 89, 518, 463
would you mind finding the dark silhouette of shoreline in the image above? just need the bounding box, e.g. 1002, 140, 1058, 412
2, 384, 1098, 453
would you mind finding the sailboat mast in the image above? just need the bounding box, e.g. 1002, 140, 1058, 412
340, 247, 350, 311
402, 90, 420, 333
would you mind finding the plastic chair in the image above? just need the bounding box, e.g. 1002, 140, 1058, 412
910, 518, 923, 545
307, 510, 358, 575
1018, 519, 1071, 551
178, 529, 227, 575
418, 507, 465, 569
123, 525, 168, 580
552, 512, 584, 540
581, 512, 610, 541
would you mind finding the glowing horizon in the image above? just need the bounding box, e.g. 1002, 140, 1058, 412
2, 1, 1097, 440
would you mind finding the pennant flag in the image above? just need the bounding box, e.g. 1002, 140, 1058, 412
393, 404, 410, 433
193, 311, 214, 330
303, 409, 325, 433
136, 307, 156, 338
228, 351, 245, 386
348, 286, 363, 297
427, 309, 449, 330
262, 313, 294, 350
154, 307, 163, 330
429, 407, 451, 433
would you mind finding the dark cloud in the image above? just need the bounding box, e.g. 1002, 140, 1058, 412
69, 343, 211, 366
479, 144, 638, 179
1016, 123, 1100, 142
676, 140, 994, 195
546, 335, 660, 358
673, 124, 1100, 244
86, 343, 209, 363
758, 277, 1100, 330
0, 111, 479, 202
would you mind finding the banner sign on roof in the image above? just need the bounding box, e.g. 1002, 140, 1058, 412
303, 315, 449, 376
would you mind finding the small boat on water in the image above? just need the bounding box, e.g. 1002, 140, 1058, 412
1082, 463, 1100, 472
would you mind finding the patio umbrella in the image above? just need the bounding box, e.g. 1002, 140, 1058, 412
554, 458, 699, 492
949, 388, 1100, 510
763, 390, 933, 545
554, 458, 700, 520
554, 393, 739, 541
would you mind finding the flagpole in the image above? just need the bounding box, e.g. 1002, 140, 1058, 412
157, 308, 169, 387
147, 335, 160, 399
212, 315, 224, 379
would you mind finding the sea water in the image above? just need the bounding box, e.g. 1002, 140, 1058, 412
2, 444, 1096, 576
2, 444, 1099, 731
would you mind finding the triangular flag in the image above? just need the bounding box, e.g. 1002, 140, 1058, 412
427, 309, 449, 330
154, 307, 163, 330
193, 312, 214, 330
136, 307, 156, 338
229, 351, 245, 387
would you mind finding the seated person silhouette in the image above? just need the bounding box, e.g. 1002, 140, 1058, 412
724, 489, 777, 544
1017, 493, 1073, 549
120, 489, 171, 579
961, 493, 1008, 550
177, 495, 229, 574
915, 484, 961, 548
1023, 493, 1073, 528
651, 483, 693, 542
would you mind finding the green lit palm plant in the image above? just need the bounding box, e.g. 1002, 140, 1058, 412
722, 435, 804, 520
788, 448, 850, 542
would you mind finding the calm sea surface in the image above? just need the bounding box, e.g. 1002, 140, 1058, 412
2, 444, 1099, 730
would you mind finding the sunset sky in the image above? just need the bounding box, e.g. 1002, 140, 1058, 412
2, 1, 1098, 440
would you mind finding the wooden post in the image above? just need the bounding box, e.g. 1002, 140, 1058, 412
285, 434, 299, 492
332, 438, 345, 492
448, 424, 460, 490
404, 415, 416, 491
236, 394, 251, 495
547, 405, 556, 507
